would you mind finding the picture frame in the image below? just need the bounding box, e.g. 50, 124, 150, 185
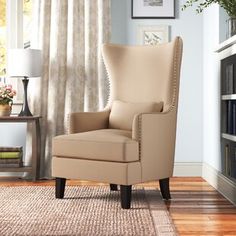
137, 25, 169, 45
132, 0, 175, 19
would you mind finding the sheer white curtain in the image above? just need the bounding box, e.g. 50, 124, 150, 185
30, 0, 110, 178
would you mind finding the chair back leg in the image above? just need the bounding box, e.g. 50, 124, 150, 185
159, 178, 171, 200
110, 184, 118, 191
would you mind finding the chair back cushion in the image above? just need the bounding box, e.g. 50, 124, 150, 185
109, 100, 163, 130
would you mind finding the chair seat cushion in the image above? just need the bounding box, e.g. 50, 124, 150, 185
52, 129, 139, 162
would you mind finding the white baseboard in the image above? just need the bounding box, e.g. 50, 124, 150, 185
173, 162, 202, 177
202, 162, 236, 205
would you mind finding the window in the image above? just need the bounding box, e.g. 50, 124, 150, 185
0, 0, 33, 101
23, 0, 32, 48
0, 0, 6, 81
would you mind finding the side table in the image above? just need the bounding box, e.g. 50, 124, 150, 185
0, 116, 41, 181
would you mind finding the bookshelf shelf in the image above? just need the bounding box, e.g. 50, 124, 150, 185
222, 133, 236, 142
0, 116, 41, 181
222, 94, 236, 100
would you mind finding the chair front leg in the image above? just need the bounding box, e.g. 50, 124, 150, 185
56, 177, 66, 199
159, 178, 171, 200
110, 184, 118, 191
120, 185, 132, 209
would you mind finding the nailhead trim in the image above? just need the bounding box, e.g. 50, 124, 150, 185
170, 37, 182, 112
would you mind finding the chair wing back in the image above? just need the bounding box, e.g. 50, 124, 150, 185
102, 37, 183, 112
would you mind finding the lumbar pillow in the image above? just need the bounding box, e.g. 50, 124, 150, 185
109, 100, 163, 131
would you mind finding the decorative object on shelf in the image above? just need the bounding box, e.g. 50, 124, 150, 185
137, 25, 169, 45
132, 0, 175, 19
182, 0, 236, 38
8, 49, 42, 116
0, 84, 16, 116
0, 104, 11, 117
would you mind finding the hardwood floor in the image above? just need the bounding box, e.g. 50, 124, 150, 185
168, 178, 236, 236
0, 177, 236, 235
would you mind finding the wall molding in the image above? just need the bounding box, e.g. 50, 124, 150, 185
202, 162, 236, 205
173, 162, 202, 177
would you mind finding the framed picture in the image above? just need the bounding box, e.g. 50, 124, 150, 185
137, 25, 169, 45
132, 0, 175, 19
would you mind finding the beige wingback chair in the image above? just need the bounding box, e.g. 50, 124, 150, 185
52, 37, 183, 209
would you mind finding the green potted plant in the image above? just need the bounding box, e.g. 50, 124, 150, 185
0, 84, 16, 116
182, 0, 236, 38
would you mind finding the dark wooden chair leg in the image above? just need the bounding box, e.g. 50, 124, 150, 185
110, 184, 118, 191
120, 185, 132, 209
56, 177, 66, 199
159, 178, 171, 200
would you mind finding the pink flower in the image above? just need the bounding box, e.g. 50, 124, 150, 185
0, 84, 16, 105
6, 85, 12, 90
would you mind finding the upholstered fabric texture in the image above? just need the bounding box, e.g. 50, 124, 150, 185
109, 100, 163, 130
102, 41, 181, 112
67, 110, 110, 134
53, 129, 139, 162
52, 37, 183, 185
52, 157, 141, 185
29, 0, 110, 178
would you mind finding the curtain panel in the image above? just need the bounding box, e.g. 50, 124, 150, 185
29, 0, 111, 178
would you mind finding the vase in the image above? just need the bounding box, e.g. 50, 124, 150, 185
227, 18, 236, 39
0, 104, 12, 117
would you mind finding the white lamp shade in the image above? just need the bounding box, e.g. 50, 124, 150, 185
8, 49, 42, 77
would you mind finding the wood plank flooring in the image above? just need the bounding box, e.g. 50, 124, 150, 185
0, 177, 235, 235
168, 178, 236, 236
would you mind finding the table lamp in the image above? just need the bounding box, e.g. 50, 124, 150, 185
8, 49, 42, 116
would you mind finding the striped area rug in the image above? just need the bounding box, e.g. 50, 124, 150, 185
0, 186, 177, 236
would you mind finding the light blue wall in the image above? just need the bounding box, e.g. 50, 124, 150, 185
111, 0, 203, 163
111, 0, 128, 44
0, 123, 26, 147
219, 7, 229, 43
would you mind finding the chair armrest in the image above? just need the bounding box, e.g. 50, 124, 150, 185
67, 110, 110, 134
132, 110, 177, 182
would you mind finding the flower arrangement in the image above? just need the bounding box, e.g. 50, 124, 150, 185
182, 0, 236, 18
0, 84, 16, 105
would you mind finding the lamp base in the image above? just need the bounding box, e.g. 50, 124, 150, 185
18, 77, 33, 117
19, 109, 33, 117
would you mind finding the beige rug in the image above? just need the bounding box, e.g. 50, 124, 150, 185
0, 186, 177, 236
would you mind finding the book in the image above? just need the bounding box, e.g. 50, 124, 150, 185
0, 152, 22, 159
0, 146, 23, 152
231, 147, 236, 179
227, 101, 233, 134
232, 101, 236, 135
225, 144, 229, 176
0, 158, 22, 164
226, 64, 234, 94
0, 163, 22, 168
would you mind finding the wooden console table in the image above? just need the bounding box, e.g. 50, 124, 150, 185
0, 116, 41, 181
